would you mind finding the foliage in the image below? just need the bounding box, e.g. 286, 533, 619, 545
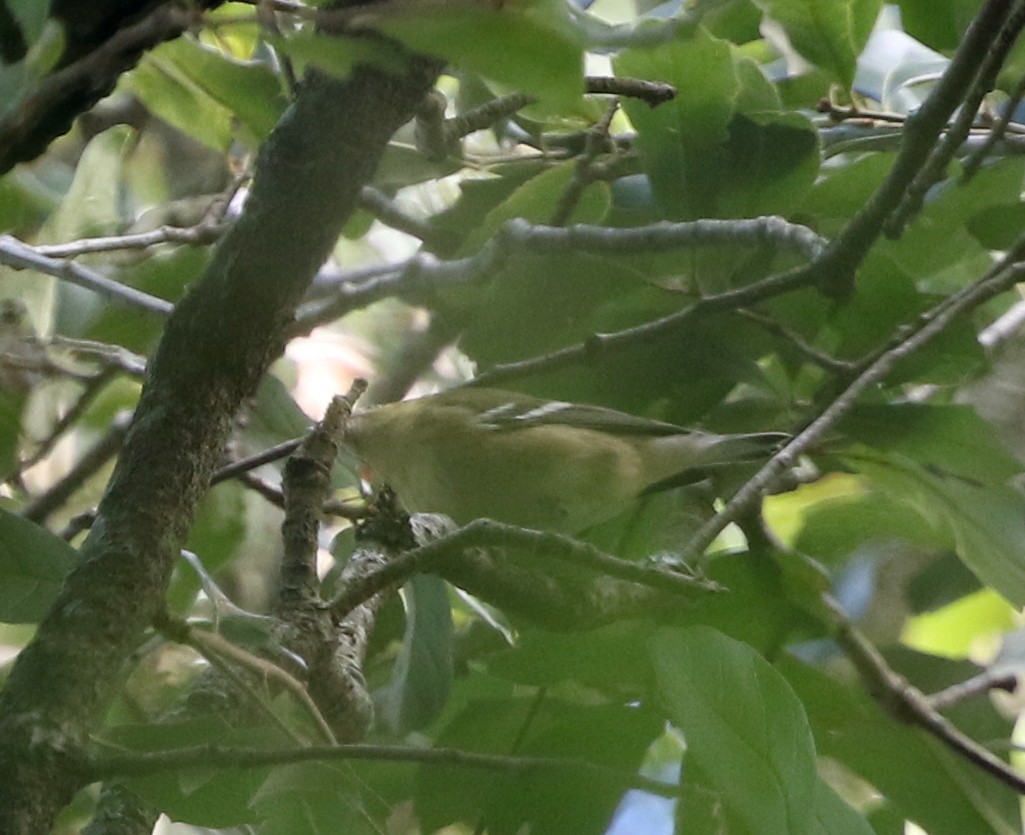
3, 0, 1025, 833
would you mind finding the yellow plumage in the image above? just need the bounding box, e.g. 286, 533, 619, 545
345, 388, 785, 533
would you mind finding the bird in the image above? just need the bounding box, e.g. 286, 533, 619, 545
344, 387, 787, 534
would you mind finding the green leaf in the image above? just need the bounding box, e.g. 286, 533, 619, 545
23, 18, 63, 78
373, 139, 468, 190
702, 0, 765, 45
237, 374, 314, 466
148, 38, 288, 144
650, 626, 818, 834
253, 762, 378, 835
375, 573, 454, 733
0, 168, 55, 232
810, 778, 876, 834
617, 31, 817, 220
716, 110, 819, 216
616, 28, 739, 220
840, 404, 1025, 605
487, 619, 656, 690
888, 318, 986, 386
0, 65, 29, 124
823, 253, 985, 385
779, 654, 1020, 834
457, 160, 610, 257
675, 777, 728, 834
906, 552, 982, 613
6, 0, 51, 44
843, 404, 1025, 487
416, 698, 662, 834
0, 389, 27, 476
0, 2, 60, 122
879, 158, 1025, 281
795, 490, 943, 566
168, 481, 248, 614
458, 251, 663, 367
681, 553, 826, 652
828, 253, 920, 359
0, 506, 76, 623
431, 162, 548, 243
41, 125, 128, 245
373, 0, 584, 110
753, 0, 883, 88
855, 452, 1025, 606
800, 153, 892, 226
897, 0, 985, 51
77, 246, 209, 348
268, 30, 409, 82
107, 718, 279, 828
124, 50, 234, 152
966, 202, 1025, 251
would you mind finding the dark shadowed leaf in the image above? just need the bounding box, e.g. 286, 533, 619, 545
0, 506, 76, 623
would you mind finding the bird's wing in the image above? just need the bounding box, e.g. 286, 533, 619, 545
474, 395, 689, 437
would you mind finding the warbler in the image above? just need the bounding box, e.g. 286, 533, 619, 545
344, 388, 787, 534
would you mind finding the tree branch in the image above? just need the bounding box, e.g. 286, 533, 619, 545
331, 517, 720, 630
683, 237, 1025, 559
813, 0, 1019, 296
0, 235, 176, 316
0, 2, 196, 174
828, 597, 1025, 794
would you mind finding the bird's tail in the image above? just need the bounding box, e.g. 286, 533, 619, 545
641, 431, 789, 495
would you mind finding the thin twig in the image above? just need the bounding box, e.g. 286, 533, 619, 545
49, 336, 147, 376
21, 415, 132, 524
32, 222, 227, 258
828, 597, 1025, 794
15, 369, 119, 475
158, 612, 335, 745
738, 309, 859, 374
0, 235, 174, 315
210, 437, 303, 486
59, 510, 96, 540
816, 99, 910, 125
473, 258, 818, 388
235, 470, 285, 507
585, 76, 675, 107
549, 100, 618, 227
928, 671, 1018, 712
416, 76, 675, 164
962, 71, 1025, 180
358, 185, 458, 253
88, 741, 684, 799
